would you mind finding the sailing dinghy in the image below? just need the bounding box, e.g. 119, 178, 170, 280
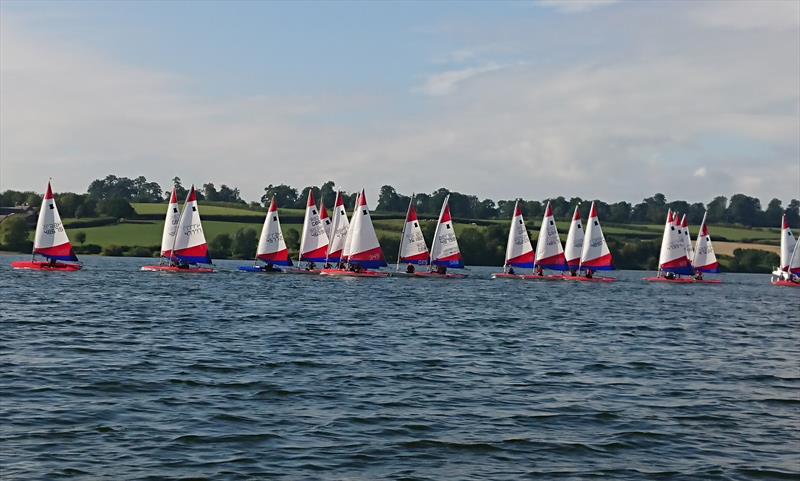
393, 194, 432, 277
419, 194, 466, 278
772, 213, 799, 286
325, 191, 350, 267
691, 211, 721, 282
285, 190, 330, 274
239, 196, 292, 272
563, 205, 584, 276
491, 200, 534, 279
11, 181, 81, 271
530, 201, 568, 280
142, 185, 214, 273
321, 190, 389, 277
567, 201, 615, 282
320, 201, 332, 239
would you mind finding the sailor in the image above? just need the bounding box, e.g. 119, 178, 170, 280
585, 269, 594, 279
507, 266, 515, 275
436, 265, 447, 275
406, 264, 415, 274
534, 265, 544, 276
694, 270, 704, 281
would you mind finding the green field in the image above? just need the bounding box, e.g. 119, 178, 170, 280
132, 202, 305, 217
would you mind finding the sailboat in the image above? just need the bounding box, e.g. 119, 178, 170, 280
239, 196, 292, 272
691, 211, 721, 281
491, 200, 534, 279
531, 201, 568, 279
287, 190, 330, 274
772, 213, 799, 286
394, 194, 431, 276
567, 201, 615, 282
11, 181, 81, 271
142, 185, 214, 272
320, 201, 332, 239
681, 214, 694, 263
421, 194, 466, 278
321, 189, 389, 277
563, 205, 584, 276
325, 191, 350, 267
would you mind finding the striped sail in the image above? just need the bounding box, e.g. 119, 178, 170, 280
347, 190, 386, 268
692, 212, 719, 273
326, 192, 350, 263
534, 201, 567, 271
172, 185, 211, 264
160, 187, 181, 258
32, 181, 78, 261
579, 201, 613, 270
658, 210, 691, 275
430, 195, 463, 268
299, 190, 330, 262
504, 200, 534, 268
564, 205, 584, 270
780, 213, 796, 271
256, 196, 292, 265
399, 195, 430, 265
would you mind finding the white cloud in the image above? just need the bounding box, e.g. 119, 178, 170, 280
415, 64, 505, 96
690, 0, 800, 31
537, 0, 620, 14
694, 167, 707, 178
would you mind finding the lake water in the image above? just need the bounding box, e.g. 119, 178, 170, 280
1, 254, 798, 480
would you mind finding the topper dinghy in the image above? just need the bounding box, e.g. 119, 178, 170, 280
239, 196, 292, 272
422, 194, 466, 278
285, 190, 330, 274
325, 191, 350, 267
492, 200, 534, 279
11, 181, 82, 271
528, 201, 567, 280
772, 223, 800, 286
141, 185, 214, 273
393, 194, 433, 277
689, 211, 722, 283
321, 190, 389, 277
771, 213, 797, 282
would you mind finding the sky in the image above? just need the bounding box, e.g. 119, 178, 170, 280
1, 0, 798, 205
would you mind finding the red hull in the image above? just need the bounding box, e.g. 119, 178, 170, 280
563, 275, 617, 283
772, 280, 800, 287
11, 261, 81, 271
320, 268, 389, 278
141, 265, 214, 273
642, 277, 721, 284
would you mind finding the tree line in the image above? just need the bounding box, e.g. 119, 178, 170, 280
1, 174, 798, 228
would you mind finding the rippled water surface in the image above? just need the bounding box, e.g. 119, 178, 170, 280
1, 255, 798, 480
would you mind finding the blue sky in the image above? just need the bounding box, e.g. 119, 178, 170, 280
1, 0, 798, 205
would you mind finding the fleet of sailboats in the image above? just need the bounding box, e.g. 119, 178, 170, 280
10, 180, 798, 286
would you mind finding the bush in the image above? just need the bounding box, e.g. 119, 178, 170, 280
124, 246, 154, 258
97, 198, 135, 219
231, 228, 258, 259
63, 217, 117, 228
209, 233, 233, 259
2, 216, 31, 252
102, 244, 129, 256
728, 248, 779, 273
75, 244, 102, 255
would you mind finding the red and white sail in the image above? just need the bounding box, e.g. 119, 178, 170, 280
346, 190, 386, 268
579, 201, 613, 270
342, 191, 360, 263
779, 213, 796, 271
256, 196, 291, 265
299, 190, 330, 263
32, 181, 78, 262
504, 200, 534, 268
564, 205, 584, 270
172, 185, 211, 264
692, 211, 719, 272
320, 202, 332, 239
658, 210, 692, 275
430, 195, 463, 268
534, 201, 567, 271
159, 187, 181, 258
326, 191, 350, 263
398, 195, 430, 265
681, 214, 694, 262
